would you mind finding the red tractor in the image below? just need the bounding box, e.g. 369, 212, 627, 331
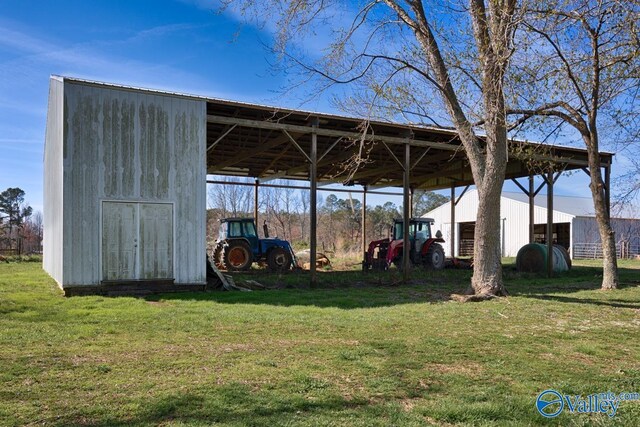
363, 218, 445, 271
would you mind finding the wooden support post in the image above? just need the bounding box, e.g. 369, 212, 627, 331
403, 142, 411, 281
409, 188, 414, 218
450, 184, 456, 258
604, 164, 611, 218
310, 120, 318, 287
362, 185, 367, 258
546, 169, 554, 278
529, 175, 534, 243
254, 179, 259, 227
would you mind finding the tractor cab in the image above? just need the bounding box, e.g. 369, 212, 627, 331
218, 218, 260, 254
213, 217, 296, 272
392, 218, 438, 259
392, 218, 435, 241
363, 217, 445, 271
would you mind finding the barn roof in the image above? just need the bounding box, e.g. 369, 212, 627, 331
59, 76, 614, 192
502, 192, 596, 217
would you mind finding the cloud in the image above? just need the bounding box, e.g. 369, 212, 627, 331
0, 25, 52, 55
0, 19, 216, 90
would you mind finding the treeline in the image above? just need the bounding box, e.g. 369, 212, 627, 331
207, 179, 448, 254
0, 188, 42, 255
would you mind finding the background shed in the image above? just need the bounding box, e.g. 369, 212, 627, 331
424, 189, 640, 259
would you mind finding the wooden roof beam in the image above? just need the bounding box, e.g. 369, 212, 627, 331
208, 131, 302, 172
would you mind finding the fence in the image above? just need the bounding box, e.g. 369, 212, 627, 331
459, 239, 474, 257
573, 241, 640, 259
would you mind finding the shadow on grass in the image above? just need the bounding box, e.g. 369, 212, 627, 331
520, 294, 640, 309
151, 264, 640, 310
152, 266, 474, 309
52, 384, 374, 427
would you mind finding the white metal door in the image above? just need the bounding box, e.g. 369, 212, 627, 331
102, 202, 138, 281
102, 202, 173, 281
139, 203, 173, 279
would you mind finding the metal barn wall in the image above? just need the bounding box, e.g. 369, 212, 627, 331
426, 189, 575, 257
572, 217, 640, 258
61, 81, 206, 286
43, 77, 65, 285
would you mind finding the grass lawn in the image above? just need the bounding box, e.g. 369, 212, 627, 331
1, 260, 639, 426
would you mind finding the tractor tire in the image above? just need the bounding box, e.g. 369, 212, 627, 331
222, 240, 252, 271
267, 247, 292, 272
423, 243, 445, 270
212, 243, 224, 269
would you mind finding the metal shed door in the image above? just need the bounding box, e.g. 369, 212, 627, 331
139, 203, 173, 279
102, 202, 173, 281
102, 202, 138, 281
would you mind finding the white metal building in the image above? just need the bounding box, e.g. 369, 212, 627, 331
44, 77, 207, 294
425, 189, 640, 259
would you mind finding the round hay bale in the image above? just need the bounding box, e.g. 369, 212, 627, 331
516, 243, 571, 273
554, 244, 572, 269
516, 243, 547, 273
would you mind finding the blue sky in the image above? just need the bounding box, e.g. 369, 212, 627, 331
0, 0, 629, 214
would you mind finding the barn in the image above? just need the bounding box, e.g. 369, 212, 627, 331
44, 77, 207, 295
44, 76, 614, 294
424, 189, 640, 259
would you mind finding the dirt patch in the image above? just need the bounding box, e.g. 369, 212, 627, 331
422, 415, 456, 426
400, 397, 422, 411
146, 300, 168, 307
424, 361, 484, 377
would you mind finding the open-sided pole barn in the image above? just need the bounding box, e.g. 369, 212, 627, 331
44, 76, 613, 295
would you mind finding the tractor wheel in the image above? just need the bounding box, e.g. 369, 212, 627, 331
423, 243, 445, 270
212, 243, 224, 269
267, 247, 292, 272
222, 240, 252, 271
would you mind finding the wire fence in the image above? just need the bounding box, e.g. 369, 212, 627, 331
455, 240, 640, 259
573, 241, 640, 259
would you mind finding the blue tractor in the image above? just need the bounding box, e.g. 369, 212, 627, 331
212, 218, 297, 272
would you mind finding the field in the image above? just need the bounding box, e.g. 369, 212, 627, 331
1, 259, 639, 426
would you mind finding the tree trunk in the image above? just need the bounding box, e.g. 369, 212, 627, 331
471, 178, 507, 296
468, 113, 509, 297
585, 137, 618, 290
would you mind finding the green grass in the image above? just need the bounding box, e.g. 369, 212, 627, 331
1, 261, 639, 426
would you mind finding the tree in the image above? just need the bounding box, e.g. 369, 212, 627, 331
508, 0, 640, 289
299, 189, 310, 242
616, 153, 640, 210
0, 187, 33, 254
412, 190, 449, 217
369, 202, 400, 237
207, 177, 253, 218
223, 0, 518, 297
22, 211, 43, 253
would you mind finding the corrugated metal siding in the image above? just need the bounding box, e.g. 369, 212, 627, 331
573, 217, 640, 244
43, 77, 65, 286
426, 189, 576, 257
61, 81, 206, 286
